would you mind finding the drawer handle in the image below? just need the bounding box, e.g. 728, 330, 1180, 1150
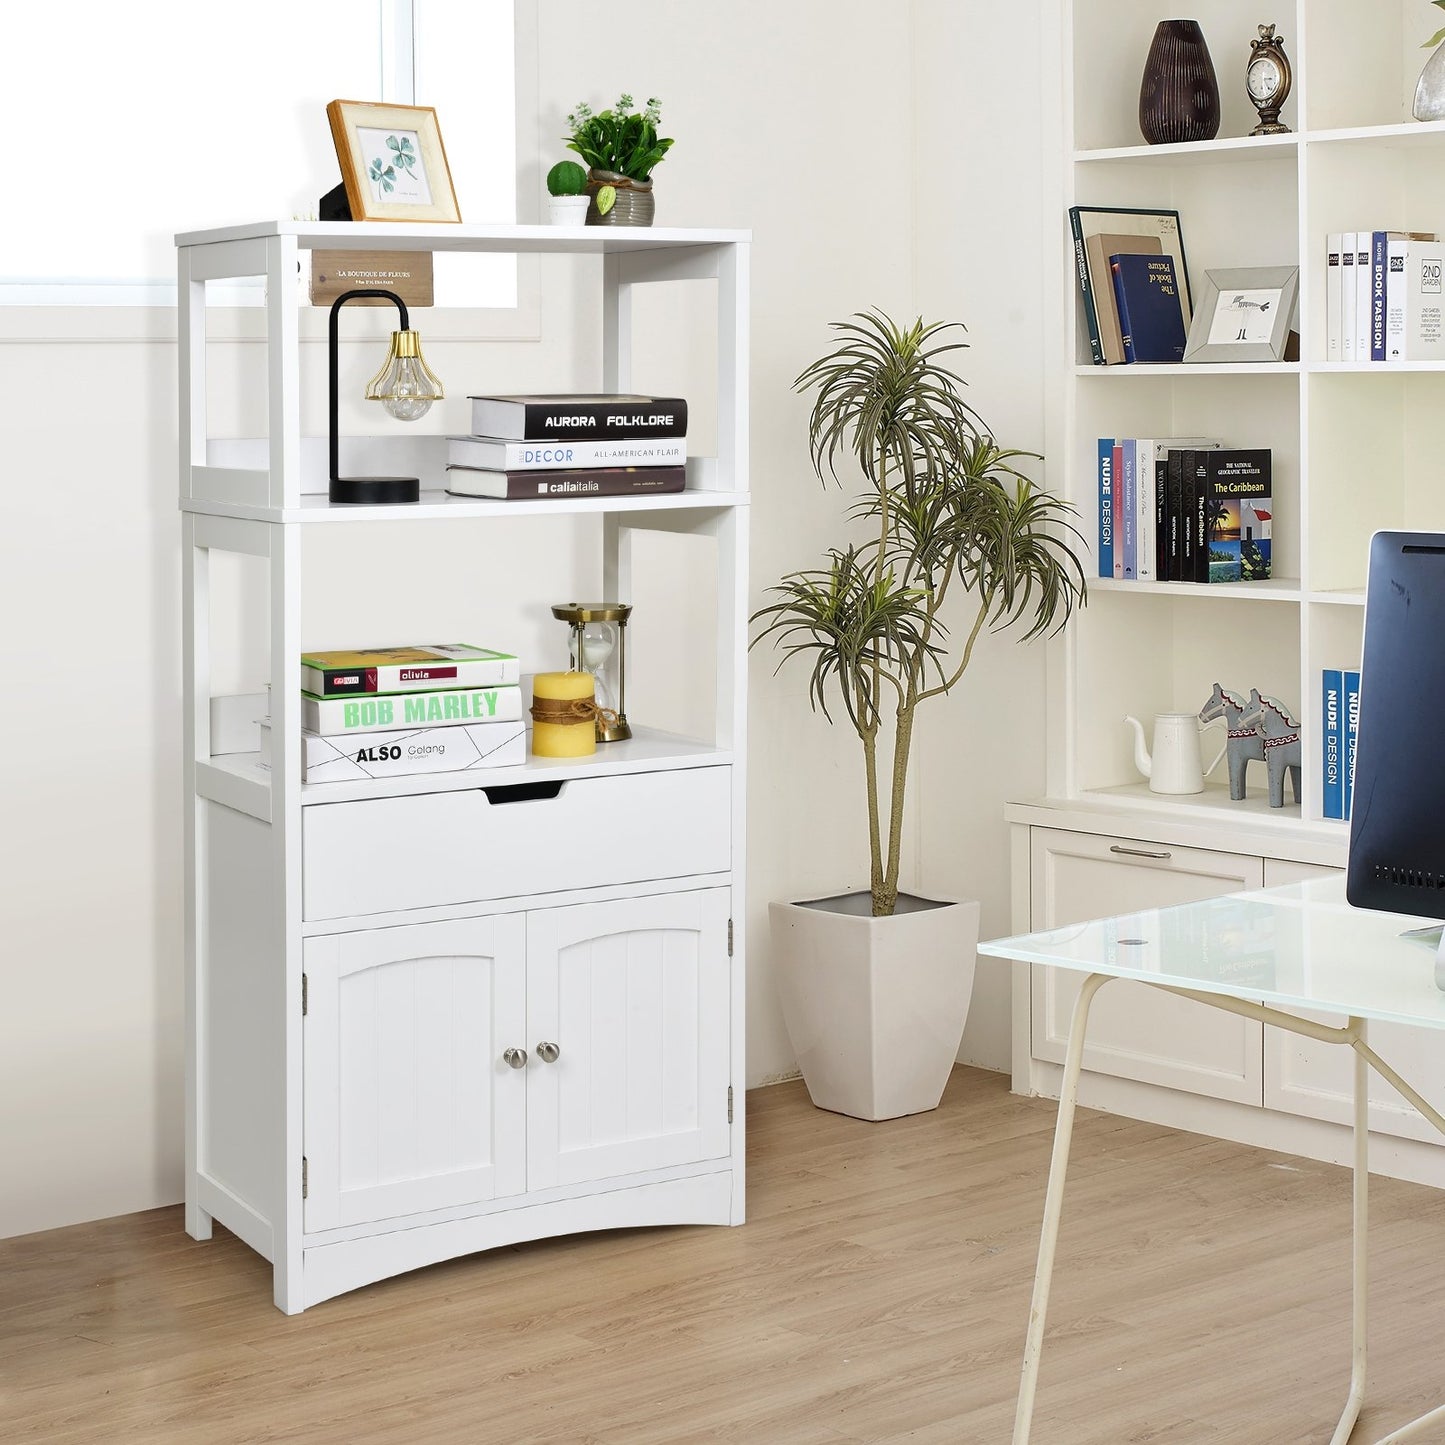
482, 781, 565, 805
1109, 845, 1172, 861
536, 1041, 561, 1063
502, 1047, 528, 1069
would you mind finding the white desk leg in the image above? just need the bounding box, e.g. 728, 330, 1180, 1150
1014, 971, 1111, 1445
1331, 1020, 1368, 1445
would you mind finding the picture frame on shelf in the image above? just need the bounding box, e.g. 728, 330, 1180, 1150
1183, 266, 1299, 364
326, 100, 461, 223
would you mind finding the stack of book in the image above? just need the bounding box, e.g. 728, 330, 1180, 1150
1320, 666, 1361, 822
1097, 440, 1273, 584
261, 644, 526, 783
1325, 230, 1442, 363
444, 393, 688, 499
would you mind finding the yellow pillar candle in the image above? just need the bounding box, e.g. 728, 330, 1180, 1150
530, 671, 598, 758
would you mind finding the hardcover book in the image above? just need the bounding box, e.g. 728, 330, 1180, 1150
1110, 253, 1187, 363
1322, 667, 1344, 820
300, 644, 520, 698
1148, 439, 1220, 582
260, 719, 527, 782
1343, 669, 1361, 820
444, 464, 687, 500
1354, 234, 1372, 366
1404, 240, 1445, 361
1120, 439, 1137, 579
445, 435, 687, 470
1325, 233, 1343, 364
1189, 449, 1272, 583
1341, 234, 1356, 363
301, 684, 523, 736
1084, 231, 1162, 364
1112, 441, 1125, 579
466, 393, 687, 441
1068, 206, 1192, 366
1097, 438, 1115, 578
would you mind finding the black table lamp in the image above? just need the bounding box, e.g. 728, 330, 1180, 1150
328, 288, 444, 504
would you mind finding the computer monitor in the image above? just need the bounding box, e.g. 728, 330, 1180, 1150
1346, 530, 1445, 985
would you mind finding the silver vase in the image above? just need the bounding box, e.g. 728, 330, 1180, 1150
1415, 41, 1445, 122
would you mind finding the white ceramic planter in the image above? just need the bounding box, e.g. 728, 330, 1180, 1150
548, 195, 590, 226
769, 891, 981, 1121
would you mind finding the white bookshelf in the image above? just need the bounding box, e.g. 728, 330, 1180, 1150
1005, 1, 1445, 1190
179, 223, 751, 1312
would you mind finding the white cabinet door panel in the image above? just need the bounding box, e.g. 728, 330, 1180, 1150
1031, 828, 1264, 1102
1261, 859, 1445, 1143
527, 889, 731, 1190
304, 916, 527, 1232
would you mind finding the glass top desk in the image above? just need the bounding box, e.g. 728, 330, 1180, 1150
978, 876, 1445, 1445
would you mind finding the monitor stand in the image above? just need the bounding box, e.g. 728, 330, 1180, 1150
1401, 924, 1445, 990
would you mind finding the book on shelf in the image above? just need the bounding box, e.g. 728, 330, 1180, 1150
1067, 206, 1192, 366
1321, 667, 1344, 821
259, 718, 527, 782
300, 644, 519, 698
1354, 233, 1372, 366
1402, 239, 1445, 361
445, 435, 687, 471
1146, 438, 1220, 582
301, 684, 523, 736
1326, 234, 1343, 365
1120, 440, 1137, 579
1112, 441, 1125, 578
1096, 439, 1114, 578
1110, 253, 1187, 364
467, 393, 687, 441
1340, 235, 1357, 363
1084, 231, 1162, 364
444, 464, 687, 500
1187, 449, 1272, 584
1343, 669, 1361, 821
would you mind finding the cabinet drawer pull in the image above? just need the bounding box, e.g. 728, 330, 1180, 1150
1109, 844, 1172, 861
502, 1047, 528, 1069
536, 1041, 561, 1063
482, 781, 565, 805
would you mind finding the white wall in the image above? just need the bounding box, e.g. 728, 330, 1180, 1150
0, 0, 1050, 1238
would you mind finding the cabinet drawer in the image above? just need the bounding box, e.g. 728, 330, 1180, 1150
303, 767, 731, 920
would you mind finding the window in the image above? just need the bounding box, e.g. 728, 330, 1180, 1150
1, 0, 518, 306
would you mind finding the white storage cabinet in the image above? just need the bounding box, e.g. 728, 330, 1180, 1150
179, 222, 751, 1313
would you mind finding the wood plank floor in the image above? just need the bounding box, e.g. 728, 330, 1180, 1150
5, 1068, 1445, 1443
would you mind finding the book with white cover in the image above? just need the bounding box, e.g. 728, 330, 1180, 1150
302, 684, 523, 736
446, 436, 686, 470
1406, 240, 1445, 360
1354, 232, 1372, 364
1385, 233, 1439, 361
259, 720, 526, 781
1341, 233, 1357, 363
1325, 233, 1343, 364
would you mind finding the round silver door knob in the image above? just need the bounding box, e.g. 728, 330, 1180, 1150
502, 1047, 528, 1069
536, 1041, 561, 1063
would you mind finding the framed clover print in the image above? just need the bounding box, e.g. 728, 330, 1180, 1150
1183, 266, 1298, 363
326, 100, 461, 223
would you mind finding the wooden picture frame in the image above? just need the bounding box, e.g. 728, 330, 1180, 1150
1183, 266, 1299, 364
326, 100, 461, 223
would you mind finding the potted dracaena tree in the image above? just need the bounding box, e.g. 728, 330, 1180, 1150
754, 311, 1087, 1121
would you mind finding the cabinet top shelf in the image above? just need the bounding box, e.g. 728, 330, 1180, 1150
175, 221, 751, 252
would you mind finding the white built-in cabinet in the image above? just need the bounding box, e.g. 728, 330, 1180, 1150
1009, 1, 1445, 1187
179, 222, 751, 1312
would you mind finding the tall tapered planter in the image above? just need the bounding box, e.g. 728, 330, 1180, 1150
769, 893, 981, 1121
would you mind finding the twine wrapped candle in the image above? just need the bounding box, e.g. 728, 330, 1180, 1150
530, 671, 600, 758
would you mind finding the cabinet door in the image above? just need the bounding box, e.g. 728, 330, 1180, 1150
1262, 859, 1445, 1144
526, 889, 732, 1191
303, 915, 527, 1232
1031, 828, 1264, 1102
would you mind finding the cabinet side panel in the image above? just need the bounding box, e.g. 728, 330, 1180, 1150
202, 803, 282, 1246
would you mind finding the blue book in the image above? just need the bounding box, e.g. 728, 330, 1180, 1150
1371, 232, 1389, 363
1322, 668, 1343, 821
1110, 253, 1187, 363
1097, 438, 1114, 578
1120, 439, 1137, 580
1343, 669, 1361, 820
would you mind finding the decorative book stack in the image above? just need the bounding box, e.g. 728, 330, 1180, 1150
1097, 441, 1272, 584
444, 393, 688, 499
1325, 230, 1442, 363
266, 643, 526, 782
1320, 666, 1361, 821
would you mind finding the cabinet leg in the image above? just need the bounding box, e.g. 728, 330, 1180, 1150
186, 1194, 213, 1242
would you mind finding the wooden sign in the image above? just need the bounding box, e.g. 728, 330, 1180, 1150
309, 251, 434, 308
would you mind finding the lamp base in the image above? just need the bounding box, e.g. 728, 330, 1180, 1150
329, 476, 420, 505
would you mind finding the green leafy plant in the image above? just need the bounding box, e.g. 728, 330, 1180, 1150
1427, 0, 1445, 49
368, 157, 396, 193
565, 95, 674, 181
547, 160, 588, 197
387, 135, 418, 178
752, 311, 1088, 918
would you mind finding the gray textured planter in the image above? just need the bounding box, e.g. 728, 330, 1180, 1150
586, 169, 655, 227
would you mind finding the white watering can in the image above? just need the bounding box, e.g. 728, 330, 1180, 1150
1123, 712, 1227, 795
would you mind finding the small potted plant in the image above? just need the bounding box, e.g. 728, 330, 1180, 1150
546, 161, 591, 226
754, 311, 1087, 1121
565, 95, 674, 227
